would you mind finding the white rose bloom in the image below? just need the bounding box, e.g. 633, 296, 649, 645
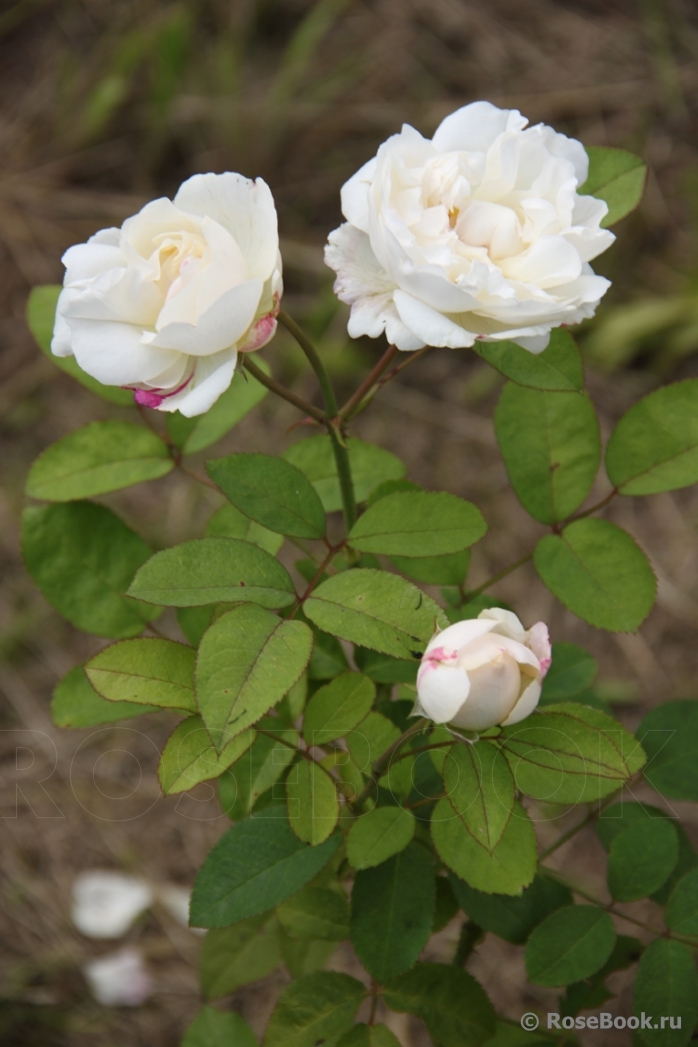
52, 173, 282, 416
72, 871, 153, 939
416, 608, 551, 732
325, 101, 615, 354
83, 947, 153, 1007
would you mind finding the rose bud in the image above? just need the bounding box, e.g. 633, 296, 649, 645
52, 173, 282, 416
415, 608, 551, 732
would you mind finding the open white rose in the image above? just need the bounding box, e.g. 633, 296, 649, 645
52, 173, 282, 416
415, 608, 551, 731
325, 101, 614, 354
72, 871, 153, 939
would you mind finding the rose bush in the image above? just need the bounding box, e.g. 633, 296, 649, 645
52, 173, 282, 416
325, 100, 615, 353
416, 608, 551, 731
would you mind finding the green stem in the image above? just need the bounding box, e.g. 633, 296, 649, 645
278, 309, 339, 416
242, 355, 325, 423
353, 718, 430, 809
328, 428, 357, 531
462, 552, 533, 602
338, 343, 399, 420
453, 920, 484, 966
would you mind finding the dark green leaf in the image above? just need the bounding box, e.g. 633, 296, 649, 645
581, 145, 647, 227
383, 963, 496, 1047
26, 286, 133, 406
286, 760, 340, 845
534, 518, 656, 631
308, 627, 350, 680
302, 672, 375, 746
500, 702, 645, 803
278, 931, 338, 979
217, 729, 297, 820
206, 453, 326, 540
666, 869, 698, 936
26, 421, 172, 501
353, 648, 417, 684
350, 842, 435, 982
345, 711, 400, 774
158, 717, 255, 795
200, 916, 282, 999
206, 503, 283, 556
633, 939, 698, 1047
449, 873, 572, 945
606, 380, 698, 496
349, 491, 486, 557
284, 436, 405, 512
433, 876, 459, 933
638, 700, 698, 801
304, 569, 448, 660
346, 806, 416, 870
196, 604, 313, 747
494, 384, 600, 524
85, 638, 196, 712
190, 809, 341, 928
182, 1005, 258, 1047
51, 666, 158, 727
607, 818, 679, 902
128, 537, 296, 608
443, 741, 515, 853
540, 643, 598, 703
177, 606, 214, 647
475, 328, 584, 391
525, 905, 616, 987
263, 971, 366, 1047
169, 360, 269, 455
336, 1025, 401, 1047
431, 798, 537, 896
22, 501, 158, 639
277, 887, 349, 941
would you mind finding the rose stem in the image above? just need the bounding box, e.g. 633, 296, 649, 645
242, 355, 326, 423
338, 343, 399, 419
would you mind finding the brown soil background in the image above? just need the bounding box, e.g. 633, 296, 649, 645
2, 1, 698, 1044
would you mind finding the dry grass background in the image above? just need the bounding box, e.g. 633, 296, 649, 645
2, 0, 698, 1044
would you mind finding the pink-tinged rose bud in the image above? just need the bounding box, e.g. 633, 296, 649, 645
416, 608, 551, 732
52, 173, 283, 417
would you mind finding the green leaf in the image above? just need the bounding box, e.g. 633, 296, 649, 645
182, 1005, 258, 1047
353, 648, 418, 685
346, 711, 401, 774
539, 643, 597, 703
21, 501, 158, 639
389, 549, 471, 586
350, 842, 435, 982
85, 638, 196, 712
190, 809, 341, 928
277, 886, 349, 941
534, 518, 656, 631
449, 873, 572, 945
302, 673, 375, 746
263, 971, 366, 1047
525, 904, 616, 987
305, 569, 447, 660
128, 537, 296, 608
433, 876, 460, 933
284, 436, 406, 512
581, 145, 647, 227
499, 702, 645, 803
177, 606, 214, 647
607, 818, 679, 902
278, 931, 338, 979
168, 360, 269, 454
347, 806, 416, 870
336, 1025, 401, 1047
383, 963, 496, 1047
196, 604, 313, 747
158, 717, 256, 795
474, 328, 584, 391
666, 869, 698, 936
287, 760, 340, 845
200, 915, 282, 999
349, 491, 486, 557
431, 798, 537, 896
443, 741, 515, 853
206, 503, 283, 556
638, 700, 698, 801
494, 384, 600, 524
51, 666, 158, 727
606, 380, 698, 495
27, 286, 133, 406
206, 453, 326, 540
633, 939, 698, 1047
308, 627, 350, 680
562, 935, 643, 1018
218, 728, 298, 820
26, 421, 172, 501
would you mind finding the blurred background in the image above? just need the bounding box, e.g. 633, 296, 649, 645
2, 0, 698, 1043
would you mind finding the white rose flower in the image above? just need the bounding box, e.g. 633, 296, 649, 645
325, 101, 615, 354
71, 871, 153, 939
415, 608, 551, 731
52, 173, 282, 416
83, 947, 152, 1007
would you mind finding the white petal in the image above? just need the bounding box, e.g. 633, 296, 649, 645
60, 265, 163, 329
174, 173, 279, 281
393, 290, 477, 348
62, 242, 125, 285
527, 622, 552, 675
341, 157, 377, 233
121, 197, 201, 259
501, 678, 542, 726
161, 348, 238, 417
500, 236, 582, 289
510, 333, 550, 353
68, 318, 182, 385
478, 607, 526, 641
416, 663, 471, 724
147, 279, 262, 356
424, 618, 498, 656
51, 297, 74, 356
72, 872, 153, 939
325, 224, 393, 302
450, 653, 521, 730
83, 948, 153, 1007
432, 101, 528, 153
